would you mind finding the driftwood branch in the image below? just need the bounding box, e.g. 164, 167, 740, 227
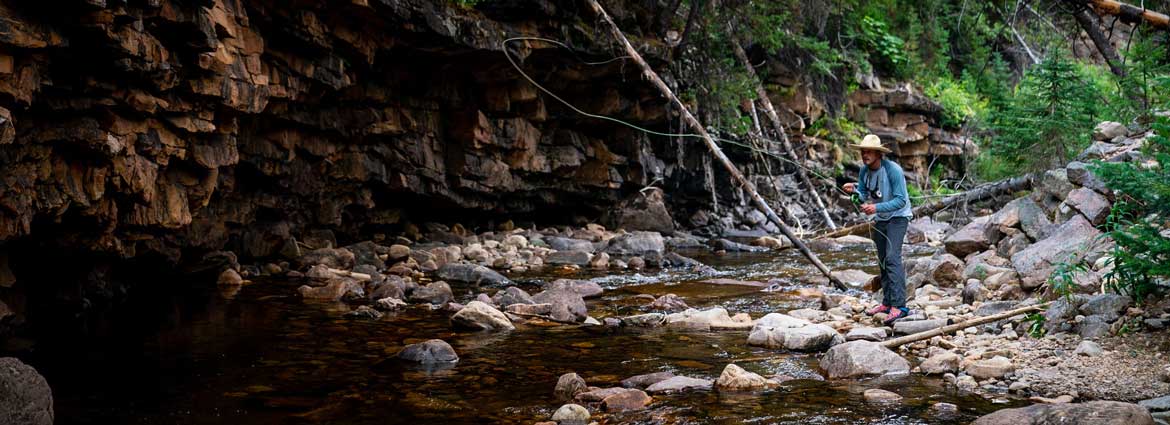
1087, 0, 1170, 29
729, 33, 839, 230
818, 173, 1037, 239
584, 0, 845, 290
881, 303, 1047, 348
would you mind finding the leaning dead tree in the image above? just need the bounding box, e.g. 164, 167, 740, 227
1086, 0, 1170, 29
729, 31, 838, 230
818, 173, 1037, 239
1069, 2, 1130, 77
584, 0, 846, 290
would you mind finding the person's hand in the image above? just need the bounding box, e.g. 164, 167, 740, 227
842, 182, 856, 194
861, 203, 877, 214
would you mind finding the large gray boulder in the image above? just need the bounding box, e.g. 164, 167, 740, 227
546, 251, 592, 266
1018, 197, 1055, 241
1078, 293, 1131, 322
819, 341, 910, 379
1093, 121, 1128, 141
1065, 188, 1111, 225
601, 187, 676, 235
409, 281, 453, 305
492, 286, 535, 307
547, 279, 604, 298
665, 308, 752, 331
714, 364, 771, 391
0, 357, 53, 425
1039, 169, 1076, 201
1066, 161, 1111, 196
532, 288, 588, 323
645, 376, 713, 393
1011, 215, 1102, 288
546, 237, 596, 253
437, 263, 512, 286
747, 313, 843, 351
944, 216, 998, 258
972, 400, 1153, 425
604, 231, 665, 259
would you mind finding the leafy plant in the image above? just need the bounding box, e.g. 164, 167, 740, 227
1024, 313, 1046, 338
858, 15, 909, 76
1049, 260, 1091, 301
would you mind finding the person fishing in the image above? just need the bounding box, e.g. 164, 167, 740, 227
842, 134, 914, 326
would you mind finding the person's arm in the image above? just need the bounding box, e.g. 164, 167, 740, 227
874, 162, 909, 213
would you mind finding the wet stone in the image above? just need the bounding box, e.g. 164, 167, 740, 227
715, 364, 770, 391
550, 403, 589, 424
846, 327, 887, 342
621, 372, 675, 389
645, 376, 713, 393
600, 389, 651, 412
398, 339, 458, 364
893, 319, 947, 335
451, 301, 514, 331
863, 388, 903, 404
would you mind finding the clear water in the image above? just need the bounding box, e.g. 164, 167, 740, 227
17, 244, 1017, 424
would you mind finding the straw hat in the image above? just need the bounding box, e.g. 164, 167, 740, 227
850, 134, 891, 153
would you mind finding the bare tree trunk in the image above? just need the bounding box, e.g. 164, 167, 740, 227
1072, 7, 1128, 77
1087, 0, 1170, 29
584, 0, 846, 290
674, 0, 705, 56
729, 33, 839, 230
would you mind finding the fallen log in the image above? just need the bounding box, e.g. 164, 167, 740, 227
584, 0, 846, 291
1087, 0, 1169, 29
326, 267, 372, 282
881, 303, 1048, 349
729, 32, 837, 230
1072, 8, 1127, 77
817, 173, 1037, 239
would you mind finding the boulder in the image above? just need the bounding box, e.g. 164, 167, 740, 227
546, 237, 595, 253
298, 247, 356, 269
492, 286, 535, 307
436, 263, 512, 285
1074, 340, 1103, 356
975, 301, 1019, 317
831, 269, 877, 289
548, 279, 604, 298
944, 216, 997, 258
621, 372, 675, 389
409, 281, 453, 305
907, 217, 952, 244
600, 388, 651, 412
1078, 294, 1131, 322
451, 301, 515, 331
1011, 215, 1101, 286
604, 231, 665, 259
645, 376, 713, 393
1065, 188, 1111, 226
532, 288, 588, 323
388, 244, 411, 261
1039, 169, 1076, 201
845, 327, 887, 342
374, 297, 407, 310
398, 339, 459, 363
819, 341, 910, 379
708, 238, 767, 252
1092, 121, 1128, 141
645, 294, 688, 312
747, 313, 843, 351
1139, 395, 1170, 412
550, 403, 590, 423
1077, 315, 1112, 338
863, 388, 903, 404
965, 356, 1013, 379
1017, 197, 1055, 241
715, 364, 770, 391
786, 309, 835, 323
919, 351, 960, 374
972, 401, 1153, 425
668, 308, 754, 331
620, 313, 666, 327
601, 187, 676, 235
0, 357, 53, 425
1066, 161, 1111, 196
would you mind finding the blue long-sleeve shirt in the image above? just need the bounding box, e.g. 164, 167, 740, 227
857, 158, 914, 221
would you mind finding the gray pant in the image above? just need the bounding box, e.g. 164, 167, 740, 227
872, 217, 909, 308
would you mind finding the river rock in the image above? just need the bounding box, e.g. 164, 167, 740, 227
1074, 340, 1103, 356
1065, 188, 1111, 225
374, 297, 407, 310
863, 388, 903, 404
645, 376, 713, 393
1139, 395, 1170, 412
1018, 198, 1055, 241
346, 305, 383, 319
972, 400, 1154, 425
893, 319, 947, 335
532, 288, 588, 323
944, 216, 997, 258
1040, 168, 1076, 201
298, 278, 364, 301
546, 250, 592, 266
388, 244, 411, 261
410, 281, 453, 305
976, 300, 1018, 316
918, 351, 959, 375
831, 269, 877, 289
708, 238, 767, 252
451, 301, 515, 331
298, 247, 356, 269
217, 269, 244, 286
820, 341, 910, 379
398, 339, 458, 364
0, 357, 53, 425
1012, 215, 1101, 287
436, 263, 511, 285
646, 294, 688, 312
492, 286, 535, 307
550, 403, 590, 423
588, 252, 609, 270
604, 231, 665, 259
548, 279, 604, 298
1078, 293, 1131, 322
574, 387, 628, 402
715, 364, 770, 391
965, 356, 1013, 379
621, 313, 666, 327
547, 237, 595, 253
908, 216, 952, 244
621, 372, 675, 389
846, 327, 887, 342
747, 313, 843, 351
666, 308, 752, 331
506, 303, 552, 316
1077, 315, 1112, 338
1066, 161, 1111, 196
600, 388, 651, 412
602, 187, 676, 235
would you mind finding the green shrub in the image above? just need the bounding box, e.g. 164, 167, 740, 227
925, 76, 989, 129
